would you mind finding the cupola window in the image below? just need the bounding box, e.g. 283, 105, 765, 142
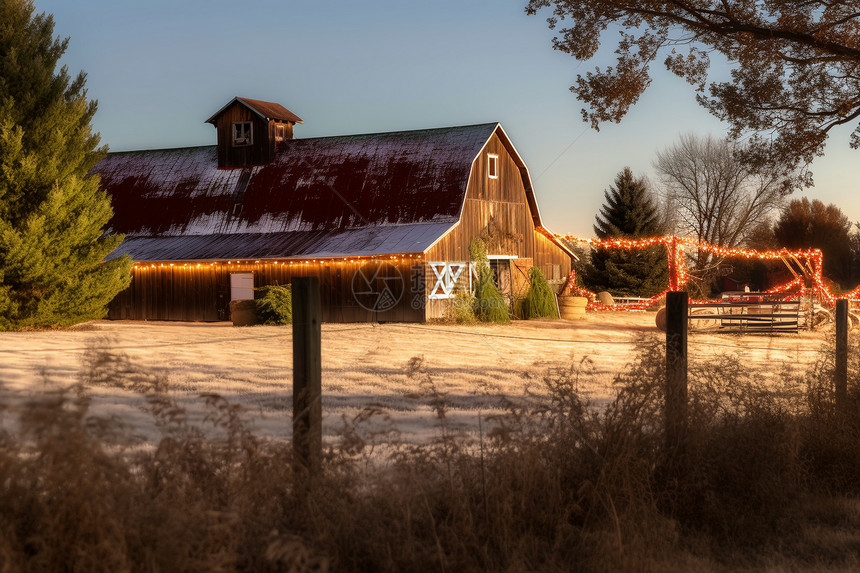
232, 122, 253, 146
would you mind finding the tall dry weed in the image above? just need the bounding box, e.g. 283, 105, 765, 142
1, 333, 860, 571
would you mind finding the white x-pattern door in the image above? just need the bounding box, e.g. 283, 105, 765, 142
428, 262, 467, 299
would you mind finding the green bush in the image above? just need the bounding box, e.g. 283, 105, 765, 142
254, 285, 292, 325
523, 267, 558, 319
446, 291, 478, 324
512, 297, 526, 319
469, 238, 510, 323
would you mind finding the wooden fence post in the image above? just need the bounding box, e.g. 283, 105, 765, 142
835, 299, 848, 411
292, 277, 322, 475
665, 292, 688, 454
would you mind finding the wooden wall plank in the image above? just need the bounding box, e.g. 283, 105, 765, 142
422, 132, 572, 318
108, 259, 425, 323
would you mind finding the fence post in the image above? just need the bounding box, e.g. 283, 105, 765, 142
835, 299, 848, 411
292, 277, 322, 475
665, 291, 688, 454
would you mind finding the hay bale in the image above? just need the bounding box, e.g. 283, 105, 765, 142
229, 299, 258, 326
597, 291, 615, 306
655, 307, 667, 331
558, 296, 588, 320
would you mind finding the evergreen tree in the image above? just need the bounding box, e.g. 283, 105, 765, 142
582, 168, 668, 297
773, 198, 853, 289
0, 0, 130, 330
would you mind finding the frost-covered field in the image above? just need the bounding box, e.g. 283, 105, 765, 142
0, 314, 828, 445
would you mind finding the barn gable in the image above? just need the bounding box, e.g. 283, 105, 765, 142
425, 126, 577, 261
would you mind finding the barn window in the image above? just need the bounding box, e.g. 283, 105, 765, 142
274, 123, 287, 142
487, 154, 499, 179
232, 122, 253, 147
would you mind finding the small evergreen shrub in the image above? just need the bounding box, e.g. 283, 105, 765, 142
469, 238, 510, 323
254, 285, 292, 325
446, 291, 478, 324
524, 267, 558, 319
512, 297, 526, 319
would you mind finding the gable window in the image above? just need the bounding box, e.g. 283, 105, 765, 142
274, 124, 287, 142
487, 153, 499, 179
232, 122, 253, 146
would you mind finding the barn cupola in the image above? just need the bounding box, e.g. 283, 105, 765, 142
205, 97, 303, 169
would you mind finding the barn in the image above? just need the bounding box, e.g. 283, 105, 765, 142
97, 97, 575, 322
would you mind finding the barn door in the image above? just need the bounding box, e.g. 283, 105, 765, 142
512, 258, 533, 301
489, 259, 513, 298
230, 272, 254, 300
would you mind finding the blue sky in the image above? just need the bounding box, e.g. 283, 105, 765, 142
38, 0, 860, 237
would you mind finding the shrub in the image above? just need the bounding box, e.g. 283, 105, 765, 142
469, 238, 509, 323
445, 291, 478, 324
255, 284, 292, 325
523, 266, 558, 319
6, 330, 860, 571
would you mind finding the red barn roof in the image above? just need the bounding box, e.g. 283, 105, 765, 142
98, 123, 527, 261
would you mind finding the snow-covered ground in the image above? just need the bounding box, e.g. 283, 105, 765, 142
0, 314, 829, 446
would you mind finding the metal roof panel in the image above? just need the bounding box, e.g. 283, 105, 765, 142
106, 223, 453, 261
96, 124, 499, 261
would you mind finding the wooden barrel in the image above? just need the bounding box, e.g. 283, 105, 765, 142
229, 299, 258, 326
558, 296, 588, 320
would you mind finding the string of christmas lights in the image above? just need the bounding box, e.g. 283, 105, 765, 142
555, 234, 854, 310
131, 253, 424, 271
125, 234, 860, 309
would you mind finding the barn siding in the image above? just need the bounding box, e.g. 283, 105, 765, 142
425, 134, 528, 261
214, 103, 271, 168
534, 230, 571, 283
108, 258, 425, 323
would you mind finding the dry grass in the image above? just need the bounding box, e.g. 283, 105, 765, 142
1, 334, 860, 571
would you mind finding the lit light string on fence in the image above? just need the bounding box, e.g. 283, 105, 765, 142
553, 234, 853, 311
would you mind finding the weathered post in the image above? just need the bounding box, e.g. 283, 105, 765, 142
665, 291, 688, 454
292, 277, 322, 475
835, 299, 848, 411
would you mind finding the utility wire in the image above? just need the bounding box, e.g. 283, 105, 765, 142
534, 126, 590, 182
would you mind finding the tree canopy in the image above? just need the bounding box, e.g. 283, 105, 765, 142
773, 198, 853, 288
593, 167, 663, 239
526, 1, 860, 184
0, 0, 131, 329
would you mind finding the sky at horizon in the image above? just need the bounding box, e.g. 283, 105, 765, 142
36, 0, 860, 238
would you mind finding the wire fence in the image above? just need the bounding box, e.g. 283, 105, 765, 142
0, 314, 838, 448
